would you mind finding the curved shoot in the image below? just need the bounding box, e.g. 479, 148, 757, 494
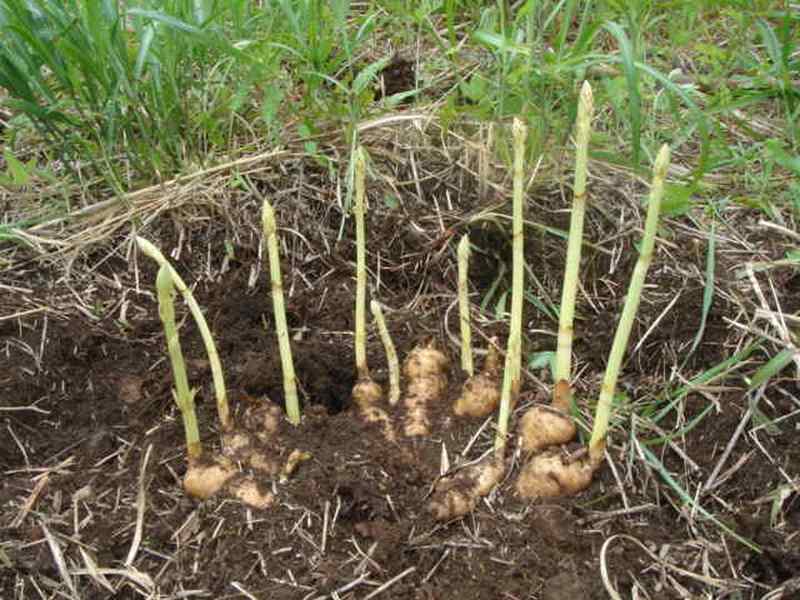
136, 236, 230, 432
370, 300, 400, 406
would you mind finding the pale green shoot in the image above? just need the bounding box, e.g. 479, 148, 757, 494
156, 264, 201, 460
136, 236, 231, 432
262, 200, 301, 426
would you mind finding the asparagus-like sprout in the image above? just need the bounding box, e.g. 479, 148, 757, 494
495, 117, 527, 453
262, 200, 301, 426
589, 144, 670, 463
370, 300, 400, 406
136, 236, 230, 432
156, 264, 201, 460
554, 81, 594, 405
458, 234, 474, 376
354, 147, 369, 380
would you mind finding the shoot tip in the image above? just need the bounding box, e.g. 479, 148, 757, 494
654, 144, 671, 176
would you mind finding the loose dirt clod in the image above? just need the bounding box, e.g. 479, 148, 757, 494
453, 343, 501, 417
402, 342, 449, 436
429, 455, 505, 520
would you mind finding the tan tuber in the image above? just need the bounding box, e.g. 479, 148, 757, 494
515, 380, 586, 498
232, 477, 275, 510
184, 401, 311, 509
429, 455, 505, 520
352, 378, 398, 442
184, 455, 238, 500
515, 449, 600, 498
453, 342, 501, 418
402, 342, 449, 437
518, 392, 576, 454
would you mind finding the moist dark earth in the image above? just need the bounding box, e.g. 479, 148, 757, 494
1, 145, 799, 599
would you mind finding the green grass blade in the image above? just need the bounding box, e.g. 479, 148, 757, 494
748, 347, 796, 390
352, 56, 391, 95
638, 444, 761, 553
631, 60, 710, 180
604, 22, 641, 166
682, 221, 716, 365
134, 24, 156, 79
641, 402, 714, 447
126, 9, 204, 35
651, 343, 760, 425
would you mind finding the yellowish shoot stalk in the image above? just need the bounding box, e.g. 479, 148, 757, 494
262, 200, 301, 426
370, 300, 400, 406
354, 147, 369, 380
136, 236, 230, 432
458, 234, 474, 376
555, 81, 594, 398
589, 144, 670, 463
495, 118, 527, 454
156, 264, 202, 460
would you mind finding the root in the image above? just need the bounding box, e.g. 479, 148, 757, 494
428, 455, 505, 521
515, 449, 599, 499
453, 343, 501, 418
402, 343, 449, 437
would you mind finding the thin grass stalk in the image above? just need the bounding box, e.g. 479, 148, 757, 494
156, 264, 202, 460
354, 147, 369, 379
554, 81, 594, 401
478, 123, 494, 202
136, 236, 231, 431
370, 300, 400, 406
589, 144, 670, 463
495, 118, 527, 454
458, 234, 474, 376
262, 200, 301, 425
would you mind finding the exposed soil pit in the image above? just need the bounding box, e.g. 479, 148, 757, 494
2, 144, 798, 598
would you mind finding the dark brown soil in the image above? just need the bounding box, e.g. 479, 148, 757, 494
1, 150, 798, 599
